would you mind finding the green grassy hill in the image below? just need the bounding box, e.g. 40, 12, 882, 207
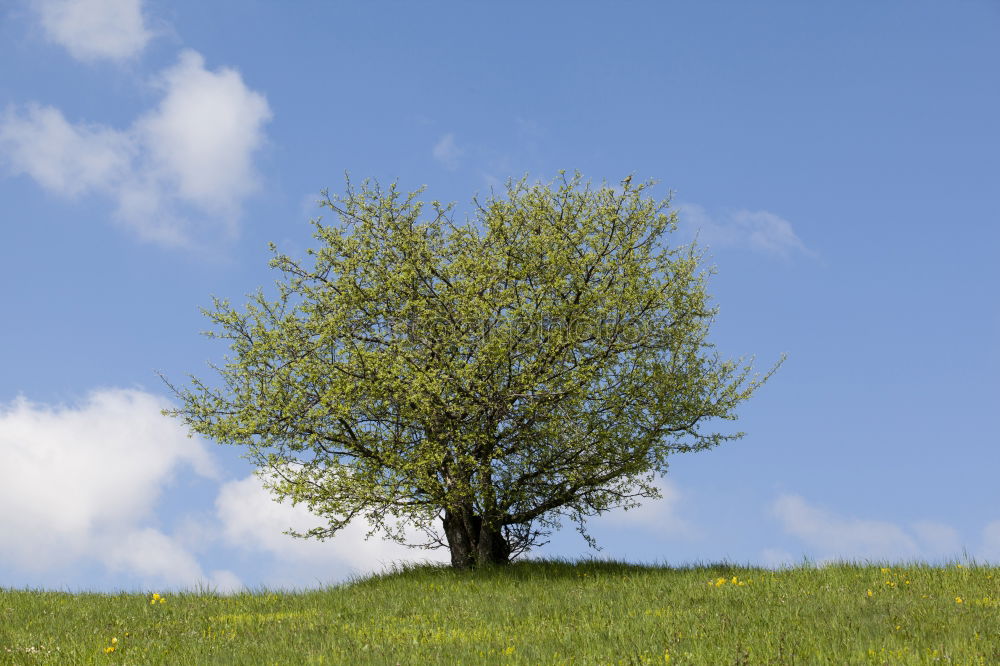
2, 558, 998, 664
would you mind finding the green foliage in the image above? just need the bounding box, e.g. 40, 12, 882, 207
162, 172, 781, 564
2, 561, 999, 664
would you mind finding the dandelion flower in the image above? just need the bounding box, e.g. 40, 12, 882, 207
955, 596, 964, 604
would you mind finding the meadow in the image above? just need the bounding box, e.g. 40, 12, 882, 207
2, 558, 998, 664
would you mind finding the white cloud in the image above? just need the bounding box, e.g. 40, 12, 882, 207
770, 494, 963, 563
215, 474, 449, 587
432, 133, 462, 170
0, 388, 240, 591
207, 569, 245, 594
137, 50, 271, 216
732, 210, 810, 256
676, 202, 811, 258
0, 49, 272, 246
978, 522, 1000, 562
592, 477, 696, 538
911, 521, 962, 559
103, 528, 206, 589
103, 528, 243, 594
34, 0, 151, 62
0, 104, 133, 196
759, 547, 796, 568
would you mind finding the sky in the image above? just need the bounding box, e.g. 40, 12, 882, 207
1, 0, 998, 594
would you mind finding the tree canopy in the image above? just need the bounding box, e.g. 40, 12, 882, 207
162, 172, 781, 569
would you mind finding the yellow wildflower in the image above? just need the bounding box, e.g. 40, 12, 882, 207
955, 596, 963, 604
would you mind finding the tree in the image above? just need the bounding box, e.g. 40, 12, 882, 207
161, 172, 782, 570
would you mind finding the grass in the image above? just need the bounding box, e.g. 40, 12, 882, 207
2, 557, 999, 664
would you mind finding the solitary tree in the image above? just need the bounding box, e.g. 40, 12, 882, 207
162, 172, 781, 569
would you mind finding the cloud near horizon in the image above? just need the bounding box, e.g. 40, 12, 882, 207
33, 0, 152, 62
214, 474, 450, 589
6, 388, 1000, 593
0, 388, 240, 592
0, 388, 448, 593
770, 494, 963, 564
591, 477, 697, 540
0, 50, 271, 246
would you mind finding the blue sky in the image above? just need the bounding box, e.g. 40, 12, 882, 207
1, 0, 998, 594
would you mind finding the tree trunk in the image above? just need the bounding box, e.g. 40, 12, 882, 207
442, 506, 511, 569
